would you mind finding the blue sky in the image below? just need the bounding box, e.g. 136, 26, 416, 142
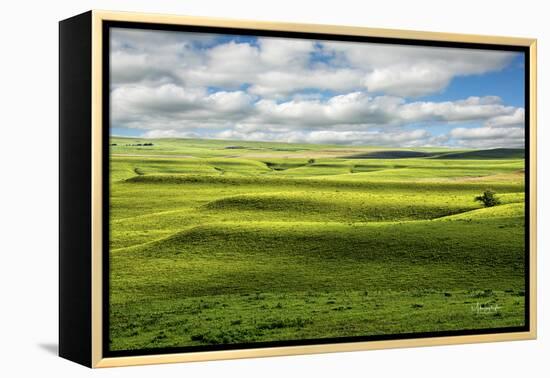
420, 54, 524, 106
110, 29, 525, 148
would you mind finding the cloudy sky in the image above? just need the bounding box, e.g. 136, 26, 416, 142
110, 28, 525, 148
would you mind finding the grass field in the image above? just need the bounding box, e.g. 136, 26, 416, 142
109, 136, 526, 351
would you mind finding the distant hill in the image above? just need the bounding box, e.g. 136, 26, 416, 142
433, 148, 525, 160
345, 150, 439, 159
343, 148, 525, 160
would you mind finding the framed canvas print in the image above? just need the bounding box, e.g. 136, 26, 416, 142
59, 10, 537, 368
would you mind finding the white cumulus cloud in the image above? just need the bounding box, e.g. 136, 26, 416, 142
109, 28, 525, 149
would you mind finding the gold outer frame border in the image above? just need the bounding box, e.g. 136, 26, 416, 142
90, 9, 537, 368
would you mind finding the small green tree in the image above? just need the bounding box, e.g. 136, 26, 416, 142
307, 158, 315, 165
475, 190, 501, 207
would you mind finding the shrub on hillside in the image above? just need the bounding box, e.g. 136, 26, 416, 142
475, 190, 501, 207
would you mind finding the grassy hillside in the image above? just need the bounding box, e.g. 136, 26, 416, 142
109, 137, 526, 351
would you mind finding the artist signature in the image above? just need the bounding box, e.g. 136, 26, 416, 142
471, 302, 501, 314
